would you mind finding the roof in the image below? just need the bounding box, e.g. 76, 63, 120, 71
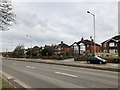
77, 39, 100, 46
58, 43, 70, 48
71, 39, 100, 46
101, 35, 120, 44
33, 46, 39, 49
101, 39, 111, 44
70, 42, 77, 47
112, 35, 120, 41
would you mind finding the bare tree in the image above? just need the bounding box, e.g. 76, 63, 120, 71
12, 44, 25, 58
0, 0, 16, 31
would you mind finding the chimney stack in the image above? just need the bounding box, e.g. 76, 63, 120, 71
81, 37, 84, 42
61, 41, 63, 44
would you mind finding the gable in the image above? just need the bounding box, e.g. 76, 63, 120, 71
102, 35, 120, 44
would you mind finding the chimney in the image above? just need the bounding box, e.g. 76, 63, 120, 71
61, 41, 63, 44
81, 37, 84, 42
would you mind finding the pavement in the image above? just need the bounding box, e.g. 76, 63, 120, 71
2, 58, 119, 88
3, 57, 119, 72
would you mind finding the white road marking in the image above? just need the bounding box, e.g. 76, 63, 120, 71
26, 66, 35, 69
55, 72, 77, 78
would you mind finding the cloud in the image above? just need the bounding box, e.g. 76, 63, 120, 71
1, 1, 118, 51
12, 0, 119, 2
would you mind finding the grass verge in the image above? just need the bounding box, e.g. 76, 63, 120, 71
0, 76, 16, 90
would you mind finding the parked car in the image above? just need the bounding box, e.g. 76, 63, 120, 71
87, 56, 107, 64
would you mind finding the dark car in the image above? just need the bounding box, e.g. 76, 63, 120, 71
87, 56, 107, 64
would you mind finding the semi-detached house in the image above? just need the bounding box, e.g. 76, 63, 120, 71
101, 35, 120, 56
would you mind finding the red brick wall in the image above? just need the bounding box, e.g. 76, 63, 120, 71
60, 48, 71, 54
63, 48, 70, 53
86, 45, 101, 53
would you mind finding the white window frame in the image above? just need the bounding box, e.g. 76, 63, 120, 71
109, 42, 115, 47
109, 49, 117, 54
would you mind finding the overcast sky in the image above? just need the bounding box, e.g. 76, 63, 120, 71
0, 0, 119, 52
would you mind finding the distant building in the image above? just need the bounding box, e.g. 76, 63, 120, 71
101, 35, 120, 56
32, 46, 41, 53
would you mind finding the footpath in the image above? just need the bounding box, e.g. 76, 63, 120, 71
3, 58, 120, 72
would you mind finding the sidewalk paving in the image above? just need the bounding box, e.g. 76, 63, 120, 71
36, 58, 118, 69
3, 58, 119, 72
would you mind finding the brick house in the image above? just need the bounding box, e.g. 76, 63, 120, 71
24, 46, 42, 58
101, 35, 120, 56
71, 38, 101, 55
32, 46, 41, 53
55, 41, 71, 55
43, 45, 55, 56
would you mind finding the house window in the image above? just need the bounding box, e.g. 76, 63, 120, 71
74, 45, 78, 50
87, 45, 89, 47
58, 48, 61, 50
109, 49, 117, 54
73, 44, 79, 54
80, 43, 85, 54
115, 43, 117, 46
104, 50, 107, 53
80, 46, 85, 50
109, 43, 115, 47
104, 43, 107, 47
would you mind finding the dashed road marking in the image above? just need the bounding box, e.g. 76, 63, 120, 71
26, 66, 35, 69
55, 72, 77, 78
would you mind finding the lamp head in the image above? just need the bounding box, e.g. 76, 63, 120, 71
87, 11, 90, 13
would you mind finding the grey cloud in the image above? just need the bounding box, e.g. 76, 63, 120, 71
1, 2, 118, 51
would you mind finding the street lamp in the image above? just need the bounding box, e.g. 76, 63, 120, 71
26, 35, 32, 58
87, 11, 96, 55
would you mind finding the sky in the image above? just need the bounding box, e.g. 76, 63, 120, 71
0, 0, 119, 52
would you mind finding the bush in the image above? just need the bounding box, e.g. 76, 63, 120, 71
101, 56, 120, 63
74, 54, 89, 61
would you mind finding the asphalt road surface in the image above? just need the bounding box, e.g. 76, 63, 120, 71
2, 58, 118, 89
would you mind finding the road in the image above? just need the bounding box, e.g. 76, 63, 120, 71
2, 58, 118, 89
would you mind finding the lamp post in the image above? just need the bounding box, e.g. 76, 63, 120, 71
26, 35, 32, 58
87, 11, 96, 55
